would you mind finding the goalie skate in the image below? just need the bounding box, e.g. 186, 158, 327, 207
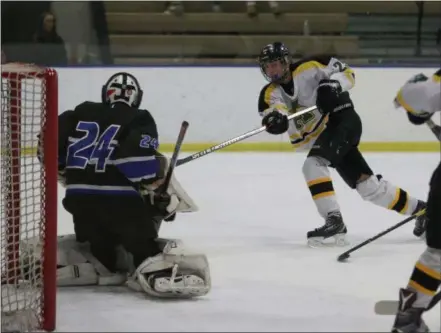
307, 211, 348, 248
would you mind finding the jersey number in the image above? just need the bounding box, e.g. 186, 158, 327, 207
66, 121, 120, 172
330, 58, 347, 73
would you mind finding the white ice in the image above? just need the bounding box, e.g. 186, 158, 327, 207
56, 152, 440, 332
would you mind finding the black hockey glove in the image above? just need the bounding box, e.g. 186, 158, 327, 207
316, 79, 343, 115
152, 189, 172, 216
406, 111, 433, 125
153, 190, 177, 222
262, 110, 289, 135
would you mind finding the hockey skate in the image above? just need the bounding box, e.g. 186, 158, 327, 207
391, 288, 429, 333
307, 211, 348, 247
412, 201, 427, 238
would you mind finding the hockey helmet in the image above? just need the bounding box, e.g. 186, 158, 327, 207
258, 42, 292, 83
101, 72, 144, 108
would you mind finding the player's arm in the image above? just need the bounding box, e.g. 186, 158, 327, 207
258, 83, 290, 135
112, 110, 162, 187
57, 110, 77, 171
37, 109, 76, 186
293, 55, 355, 92
394, 71, 440, 125
305, 55, 355, 116
322, 56, 355, 92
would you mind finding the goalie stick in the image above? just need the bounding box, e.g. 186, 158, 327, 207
161, 121, 189, 192
176, 105, 318, 167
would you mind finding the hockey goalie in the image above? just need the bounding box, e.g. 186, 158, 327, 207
30, 71, 211, 299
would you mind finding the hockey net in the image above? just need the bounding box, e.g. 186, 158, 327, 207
1, 63, 58, 332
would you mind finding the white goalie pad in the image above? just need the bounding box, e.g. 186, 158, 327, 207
20, 234, 128, 287
167, 173, 199, 213
128, 238, 211, 299
57, 234, 128, 286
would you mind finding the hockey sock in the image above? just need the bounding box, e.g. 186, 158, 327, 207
407, 247, 441, 308
303, 156, 340, 218
356, 175, 419, 215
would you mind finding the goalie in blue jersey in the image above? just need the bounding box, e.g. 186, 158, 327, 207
35, 72, 210, 299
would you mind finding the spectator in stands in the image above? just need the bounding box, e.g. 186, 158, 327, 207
32, 11, 67, 66
246, 1, 280, 17
164, 1, 222, 15
1, 50, 6, 64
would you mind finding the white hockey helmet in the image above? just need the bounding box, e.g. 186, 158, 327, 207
101, 72, 143, 108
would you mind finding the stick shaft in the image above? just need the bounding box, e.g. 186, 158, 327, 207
176, 105, 317, 167
161, 121, 189, 192
337, 210, 425, 260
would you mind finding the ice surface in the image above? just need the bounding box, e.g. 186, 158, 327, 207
56, 152, 440, 332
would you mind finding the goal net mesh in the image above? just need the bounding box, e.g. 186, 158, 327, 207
1, 63, 56, 332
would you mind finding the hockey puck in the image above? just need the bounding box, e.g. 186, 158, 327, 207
337, 253, 350, 262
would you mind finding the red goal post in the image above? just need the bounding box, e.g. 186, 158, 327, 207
1, 63, 58, 331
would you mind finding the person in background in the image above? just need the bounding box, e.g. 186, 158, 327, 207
32, 11, 67, 66
1, 50, 6, 64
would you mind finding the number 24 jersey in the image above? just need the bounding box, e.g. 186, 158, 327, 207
57, 101, 161, 196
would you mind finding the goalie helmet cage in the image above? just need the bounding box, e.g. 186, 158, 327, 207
1, 63, 58, 332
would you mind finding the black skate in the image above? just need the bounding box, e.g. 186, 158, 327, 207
307, 211, 347, 247
412, 201, 427, 238
391, 288, 429, 333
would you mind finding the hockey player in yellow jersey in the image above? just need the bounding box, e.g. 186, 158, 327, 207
257, 42, 427, 246
390, 69, 441, 333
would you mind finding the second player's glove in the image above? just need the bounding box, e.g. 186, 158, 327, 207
262, 110, 289, 135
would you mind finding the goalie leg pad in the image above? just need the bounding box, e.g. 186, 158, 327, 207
128, 239, 211, 298
57, 234, 127, 286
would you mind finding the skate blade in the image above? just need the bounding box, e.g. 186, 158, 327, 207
307, 234, 349, 248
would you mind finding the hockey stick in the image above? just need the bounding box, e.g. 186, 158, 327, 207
337, 209, 426, 262
161, 121, 189, 192
426, 118, 441, 141
176, 105, 318, 167
375, 290, 441, 315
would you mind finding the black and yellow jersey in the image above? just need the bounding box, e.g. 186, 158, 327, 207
257, 55, 356, 151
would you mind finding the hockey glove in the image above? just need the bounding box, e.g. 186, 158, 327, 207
406, 111, 433, 125
262, 110, 289, 135
152, 190, 172, 216
316, 79, 343, 115
150, 186, 180, 221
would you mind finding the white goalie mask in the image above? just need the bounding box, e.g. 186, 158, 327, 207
101, 72, 143, 108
